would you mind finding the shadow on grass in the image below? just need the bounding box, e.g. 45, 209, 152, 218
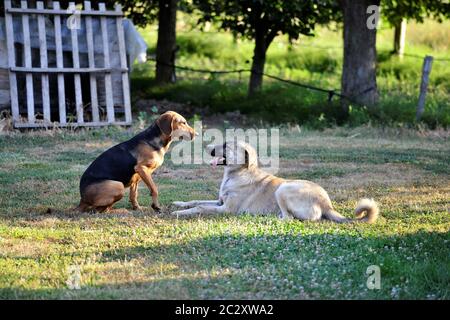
1, 230, 449, 299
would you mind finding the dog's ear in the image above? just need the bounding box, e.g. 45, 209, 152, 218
156, 112, 174, 136
243, 144, 258, 168
210, 142, 226, 157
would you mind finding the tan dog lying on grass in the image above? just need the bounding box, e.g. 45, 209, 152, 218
172, 141, 379, 223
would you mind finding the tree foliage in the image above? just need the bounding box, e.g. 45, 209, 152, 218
193, 0, 339, 94
111, 1, 159, 27
103, 0, 192, 27
382, 0, 450, 25
194, 0, 339, 41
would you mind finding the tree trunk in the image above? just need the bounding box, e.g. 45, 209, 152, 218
341, 0, 379, 113
156, 0, 177, 84
393, 18, 407, 57
248, 32, 268, 96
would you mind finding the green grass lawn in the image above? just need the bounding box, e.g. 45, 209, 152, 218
131, 19, 450, 127
0, 124, 449, 299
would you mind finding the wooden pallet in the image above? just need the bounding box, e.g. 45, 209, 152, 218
4, 0, 132, 128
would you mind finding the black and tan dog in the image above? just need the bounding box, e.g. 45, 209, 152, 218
77, 111, 196, 213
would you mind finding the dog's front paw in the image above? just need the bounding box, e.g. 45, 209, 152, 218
172, 201, 188, 208
170, 209, 196, 217
171, 210, 188, 217
132, 205, 143, 211
151, 203, 162, 213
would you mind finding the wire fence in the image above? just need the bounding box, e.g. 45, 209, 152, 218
141, 44, 448, 106
144, 57, 376, 106
1, 47, 447, 108
401, 53, 450, 62
293, 45, 450, 62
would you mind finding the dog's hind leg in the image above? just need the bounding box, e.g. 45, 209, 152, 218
276, 201, 294, 220
82, 180, 125, 212
76, 201, 91, 213
96, 205, 113, 213
275, 185, 323, 221
275, 190, 293, 220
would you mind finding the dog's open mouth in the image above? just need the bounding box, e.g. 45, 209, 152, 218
210, 156, 226, 167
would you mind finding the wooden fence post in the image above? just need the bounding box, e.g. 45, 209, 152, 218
4, 0, 20, 124
99, 2, 115, 124
53, 1, 67, 125
69, 2, 84, 124
84, 1, 100, 123
37, 1, 51, 123
115, 3, 132, 124
416, 55, 433, 122
21, 0, 35, 123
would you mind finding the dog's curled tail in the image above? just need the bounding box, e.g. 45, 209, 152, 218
354, 198, 379, 223
324, 198, 379, 224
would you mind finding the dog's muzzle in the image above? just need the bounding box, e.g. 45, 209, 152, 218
210, 157, 225, 168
